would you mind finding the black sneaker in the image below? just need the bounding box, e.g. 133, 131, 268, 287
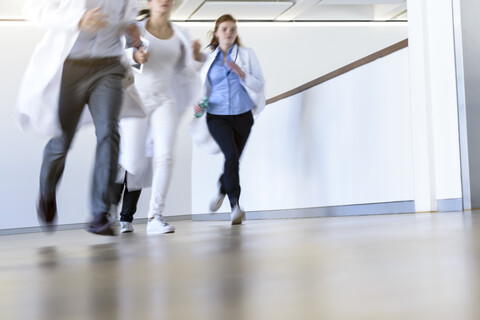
37, 194, 57, 232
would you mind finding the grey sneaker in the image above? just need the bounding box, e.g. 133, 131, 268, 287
209, 192, 226, 212
120, 221, 134, 233
147, 215, 175, 234
231, 205, 245, 225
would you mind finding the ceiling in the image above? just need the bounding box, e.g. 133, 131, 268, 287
1, 0, 407, 22
165, 0, 407, 21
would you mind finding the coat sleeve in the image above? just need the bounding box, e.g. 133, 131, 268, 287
123, 0, 138, 22
240, 48, 265, 94
192, 54, 207, 71
23, 0, 85, 31
124, 20, 145, 65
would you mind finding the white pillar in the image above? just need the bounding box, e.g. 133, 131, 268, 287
407, 0, 462, 212
452, 0, 480, 209
407, 0, 437, 212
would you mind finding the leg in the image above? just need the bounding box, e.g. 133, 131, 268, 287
206, 114, 242, 208
86, 61, 125, 236
38, 61, 89, 226
87, 62, 125, 216
111, 168, 127, 207
120, 187, 142, 223
148, 101, 181, 218
214, 112, 253, 197
232, 111, 254, 161
230, 111, 254, 206
116, 112, 150, 231
112, 170, 141, 233
145, 101, 179, 235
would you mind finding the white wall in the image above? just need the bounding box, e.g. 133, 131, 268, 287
181, 22, 408, 99
1, 21, 418, 230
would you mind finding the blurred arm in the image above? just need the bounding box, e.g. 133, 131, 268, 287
23, 0, 86, 31
123, 0, 141, 48
240, 49, 265, 93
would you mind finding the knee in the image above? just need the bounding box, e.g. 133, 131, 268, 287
225, 157, 239, 170
96, 122, 120, 143
44, 134, 73, 156
153, 153, 175, 167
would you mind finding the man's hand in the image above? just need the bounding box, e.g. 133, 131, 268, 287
192, 40, 202, 62
79, 7, 109, 33
125, 23, 141, 48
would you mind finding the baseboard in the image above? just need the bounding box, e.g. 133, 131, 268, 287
437, 198, 463, 212
0, 215, 192, 236
0, 201, 429, 235
192, 200, 416, 221
0, 223, 91, 236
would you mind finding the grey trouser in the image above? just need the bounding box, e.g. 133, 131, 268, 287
39, 57, 125, 216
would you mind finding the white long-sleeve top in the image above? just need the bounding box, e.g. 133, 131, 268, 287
118, 21, 202, 187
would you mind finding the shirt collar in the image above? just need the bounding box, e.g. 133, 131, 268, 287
213, 44, 238, 59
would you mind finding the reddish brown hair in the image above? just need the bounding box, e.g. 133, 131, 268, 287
208, 14, 242, 49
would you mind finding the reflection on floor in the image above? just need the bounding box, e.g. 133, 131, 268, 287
0, 211, 479, 320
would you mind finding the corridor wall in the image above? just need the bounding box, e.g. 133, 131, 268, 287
0, 21, 413, 229
191, 49, 415, 214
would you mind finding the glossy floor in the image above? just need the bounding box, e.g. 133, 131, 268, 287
1, 211, 480, 320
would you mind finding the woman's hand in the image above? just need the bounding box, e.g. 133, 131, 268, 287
192, 40, 202, 62
133, 47, 149, 64
227, 61, 246, 80
193, 103, 203, 115
79, 7, 109, 33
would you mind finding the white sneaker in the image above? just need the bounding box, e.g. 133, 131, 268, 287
209, 192, 226, 212
120, 221, 134, 233
147, 215, 175, 234
231, 205, 245, 225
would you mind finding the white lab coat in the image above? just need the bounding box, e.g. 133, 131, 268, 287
117, 21, 203, 190
189, 45, 266, 154
17, 0, 145, 137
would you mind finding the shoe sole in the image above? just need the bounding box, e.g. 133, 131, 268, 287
210, 194, 226, 212
120, 229, 134, 233
87, 221, 116, 236
231, 211, 245, 225
147, 230, 175, 235
87, 227, 116, 236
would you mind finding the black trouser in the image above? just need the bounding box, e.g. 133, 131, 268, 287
206, 111, 254, 209
39, 57, 125, 216
111, 173, 142, 223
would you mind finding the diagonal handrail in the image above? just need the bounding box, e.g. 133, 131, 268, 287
266, 38, 408, 105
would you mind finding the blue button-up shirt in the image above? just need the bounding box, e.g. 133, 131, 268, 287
207, 46, 254, 115
69, 0, 135, 59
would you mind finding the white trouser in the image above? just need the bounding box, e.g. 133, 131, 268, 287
119, 93, 181, 218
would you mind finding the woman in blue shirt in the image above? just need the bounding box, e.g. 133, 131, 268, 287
194, 14, 265, 224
